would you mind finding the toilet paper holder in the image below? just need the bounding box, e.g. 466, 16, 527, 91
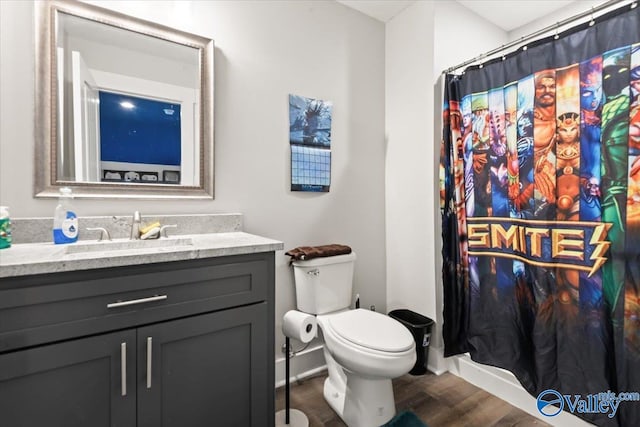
276, 310, 315, 427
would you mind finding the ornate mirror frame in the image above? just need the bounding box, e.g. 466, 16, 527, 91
34, 0, 214, 199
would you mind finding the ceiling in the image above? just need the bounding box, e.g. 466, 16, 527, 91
336, 0, 579, 32
335, 0, 415, 22
456, 0, 578, 32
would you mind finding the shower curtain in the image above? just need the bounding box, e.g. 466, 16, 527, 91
440, 5, 640, 426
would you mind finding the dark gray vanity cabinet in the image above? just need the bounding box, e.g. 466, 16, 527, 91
0, 252, 275, 427
0, 329, 137, 427
137, 303, 268, 427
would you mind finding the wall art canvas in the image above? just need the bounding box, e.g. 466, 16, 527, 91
289, 94, 332, 192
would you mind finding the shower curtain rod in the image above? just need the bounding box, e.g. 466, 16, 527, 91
443, 0, 634, 74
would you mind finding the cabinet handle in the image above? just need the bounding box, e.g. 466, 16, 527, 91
146, 337, 153, 389
107, 295, 167, 309
121, 342, 127, 397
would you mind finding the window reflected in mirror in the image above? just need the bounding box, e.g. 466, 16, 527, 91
99, 91, 182, 185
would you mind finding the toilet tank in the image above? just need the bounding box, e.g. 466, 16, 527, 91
292, 252, 356, 315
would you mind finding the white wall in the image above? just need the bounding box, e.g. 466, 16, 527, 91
384, 0, 508, 374
385, 0, 435, 325
508, 0, 608, 41
433, 0, 508, 78
0, 0, 387, 379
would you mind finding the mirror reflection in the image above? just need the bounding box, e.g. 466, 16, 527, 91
35, 0, 214, 199
57, 10, 199, 186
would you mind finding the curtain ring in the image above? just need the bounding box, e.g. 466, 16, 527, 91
589, 7, 595, 26
554, 22, 560, 40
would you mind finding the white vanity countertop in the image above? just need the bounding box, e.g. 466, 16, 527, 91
0, 232, 283, 278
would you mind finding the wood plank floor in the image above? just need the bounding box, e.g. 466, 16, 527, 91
275, 371, 550, 427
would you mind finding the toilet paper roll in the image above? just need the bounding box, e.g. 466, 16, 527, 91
282, 310, 317, 343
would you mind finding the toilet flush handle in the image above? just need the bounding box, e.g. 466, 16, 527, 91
307, 269, 320, 276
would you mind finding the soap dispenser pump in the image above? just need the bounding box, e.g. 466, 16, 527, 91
53, 187, 78, 244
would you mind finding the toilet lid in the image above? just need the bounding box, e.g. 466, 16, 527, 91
327, 309, 414, 352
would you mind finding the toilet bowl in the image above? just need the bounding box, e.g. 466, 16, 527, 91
318, 309, 416, 378
291, 252, 416, 426
316, 309, 416, 427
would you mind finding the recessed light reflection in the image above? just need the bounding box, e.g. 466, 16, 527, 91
120, 101, 135, 110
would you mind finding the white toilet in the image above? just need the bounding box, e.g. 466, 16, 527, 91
292, 252, 416, 427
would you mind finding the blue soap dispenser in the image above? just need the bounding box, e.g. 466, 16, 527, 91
53, 187, 78, 244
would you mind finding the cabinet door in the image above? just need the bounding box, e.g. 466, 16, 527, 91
138, 303, 269, 427
0, 330, 136, 427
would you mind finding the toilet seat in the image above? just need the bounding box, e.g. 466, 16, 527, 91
325, 309, 414, 353
317, 309, 416, 379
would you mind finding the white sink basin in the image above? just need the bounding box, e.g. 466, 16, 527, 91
64, 237, 194, 254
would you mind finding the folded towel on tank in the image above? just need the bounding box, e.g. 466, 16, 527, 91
285, 244, 352, 261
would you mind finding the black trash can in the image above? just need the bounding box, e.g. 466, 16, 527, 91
388, 309, 434, 375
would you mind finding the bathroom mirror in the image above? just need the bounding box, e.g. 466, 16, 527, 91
34, 0, 214, 199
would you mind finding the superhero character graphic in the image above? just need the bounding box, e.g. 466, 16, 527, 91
601, 47, 631, 313
461, 96, 476, 217
628, 50, 640, 223
580, 57, 604, 179
577, 58, 605, 314
533, 71, 557, 219
551, 64, 583, 311
514, 106, 535, 217
489, 89, 509, 218
471, 95, 492, 216
505, 85, 521, 214
631, 65, 640, 153
581, 176, 602, 221
556, 112, 581, 221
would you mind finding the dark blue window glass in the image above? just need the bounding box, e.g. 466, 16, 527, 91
99, 91, 181, 166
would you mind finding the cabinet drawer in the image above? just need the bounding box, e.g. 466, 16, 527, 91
0, 253, 273, 353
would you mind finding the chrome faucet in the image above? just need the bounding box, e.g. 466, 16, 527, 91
86, 227, 112, 241
130, 211, 141, 240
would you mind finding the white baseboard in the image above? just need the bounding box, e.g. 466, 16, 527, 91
426, 345, 448, 375
275, 344, 326, 389
446, 353, 591, 427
